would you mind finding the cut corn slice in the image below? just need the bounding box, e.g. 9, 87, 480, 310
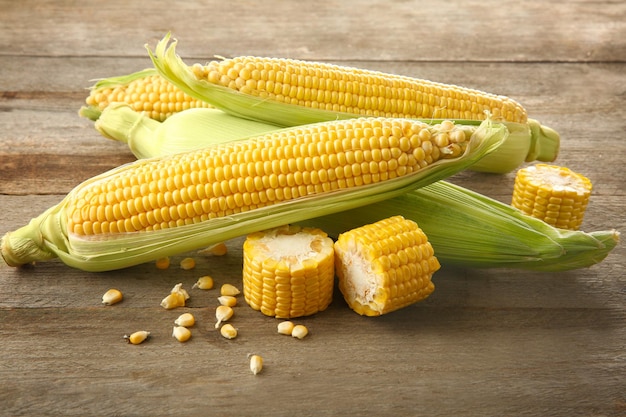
79, 68, 212, 121
147, 33, 560, 172
1, 117, 505, 272
334, 216, 438, 316
243, 225, 334, 318
511, 164, 592, 230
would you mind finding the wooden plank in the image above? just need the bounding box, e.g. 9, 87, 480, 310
1, 0, 625, 62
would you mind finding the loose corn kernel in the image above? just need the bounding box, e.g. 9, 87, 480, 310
291, 324, 309, 339
180, 257, 196, 270
155, 257, 170, 269
220, 323, 238, 339
511, 164, 592, 230
174, 312, 195, 327
220, 284, 241, 296
124, 330, 150, 345
249, 354, 263, 375
277, 321, 295, 336
192, 275, 214, 290
218, 295, 237, 307
101, 288, 123, 305
172, 326, 192, 342
160, 283, 189, 309
198, 242, 228, 256
215, 305, 234, 328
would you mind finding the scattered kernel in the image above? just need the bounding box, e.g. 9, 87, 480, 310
101, 288, 123, 305
215, 305, 234, 328
249, 354, 263, 375
172, 326, 192, 342
291, 324, 309, 339
220, 283, 241, 296
277, 321, 295, 335
192, 275, 214, 290
124, 331, 150, 345
180, 257, 196, 270
217, 295, 237, 307
160, 283, 189, 309
220, 323, 238, 339
198, 242, 228, 256
174, 313, 195, 327
155, 257, 170, 269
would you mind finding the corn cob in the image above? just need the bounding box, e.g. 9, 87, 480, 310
95, 105, 552, 174
511, 164, 592, 230
146, 33, 560, 173
1, 117, 504, 272
334, 215, 438, 316
94, 106, 619, 272
242, 225, 334, 318
79, 68, 213, 121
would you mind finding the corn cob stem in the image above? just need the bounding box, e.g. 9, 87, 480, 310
146, 33, 559, 173
1, 118, 505, 272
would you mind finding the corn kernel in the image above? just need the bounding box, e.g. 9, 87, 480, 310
277, 321, 295, 336
220, 323, 238, 339
172, 326, 192, 342
174, 312, 195, 327
124, 330, 150, 345
180, 257, 196, 270
155, 257, 170, 269
218, 295, 237, 307
101, 288, 123, 305
215, 305, 234, 328
192, 275, 214, 290
291, 324, 309, 339
220, 284, 241, 296
160, 283, 189, 309
249, 354, 263, 375
198, 242, 228, 256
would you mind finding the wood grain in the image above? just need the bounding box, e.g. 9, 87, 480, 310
0, 1, 624, 416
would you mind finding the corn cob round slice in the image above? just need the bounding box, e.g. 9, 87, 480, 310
80, 68, 212, 121
242, 225, 334, 318
511, 164, 592, 230
334, 215, 439, 316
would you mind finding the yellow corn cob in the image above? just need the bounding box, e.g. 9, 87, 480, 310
1, 117, 505, 271
148, 34, 561, 173
334, 215, 438, 316
511, 164, 592, 230
242, 225, 334, 318
79, 68, 212, 121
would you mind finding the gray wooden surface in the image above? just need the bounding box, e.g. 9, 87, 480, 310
1, 1, 624, 416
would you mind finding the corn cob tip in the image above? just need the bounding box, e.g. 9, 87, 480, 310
1, 230, 54, 268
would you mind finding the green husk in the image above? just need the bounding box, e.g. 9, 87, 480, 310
146, 32, 560, 174
1, 117, 505, 272
95, 103, 280, 159
298, 181, 619, 271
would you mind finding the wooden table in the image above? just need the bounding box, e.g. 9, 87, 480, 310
1, 1, 624, 416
